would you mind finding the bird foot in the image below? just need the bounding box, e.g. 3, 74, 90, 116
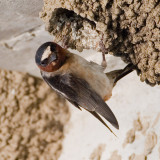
99, 35, 108, 69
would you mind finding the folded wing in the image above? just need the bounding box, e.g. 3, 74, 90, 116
42, 73, 119, 130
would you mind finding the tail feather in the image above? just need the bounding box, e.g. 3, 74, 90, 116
89, 111, 117, 136
106, 63, 136, 86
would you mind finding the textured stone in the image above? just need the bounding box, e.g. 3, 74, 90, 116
0, 69, 70, 160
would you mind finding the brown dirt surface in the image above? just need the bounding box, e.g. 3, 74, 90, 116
123, 128, 135, 147
129, 154, 146, 160
40, 0, 160, 86
89, 144, 106, 160
0, 69, 70, 160
144, 131, 157, 155
109, 150, 122, 160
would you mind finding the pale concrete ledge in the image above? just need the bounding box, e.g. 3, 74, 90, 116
0, 0, 43, 40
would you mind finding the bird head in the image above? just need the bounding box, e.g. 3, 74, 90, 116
35, 42, 68, 72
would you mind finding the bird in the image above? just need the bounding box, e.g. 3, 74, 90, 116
35, 41, 135, 135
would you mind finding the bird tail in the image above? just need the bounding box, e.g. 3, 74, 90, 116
106, 63, 136, 86
89, 111, 117, 136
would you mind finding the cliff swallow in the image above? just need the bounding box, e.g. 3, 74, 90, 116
35, 42, 135, 134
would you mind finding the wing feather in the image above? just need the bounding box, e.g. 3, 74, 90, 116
42, 73, 119, 129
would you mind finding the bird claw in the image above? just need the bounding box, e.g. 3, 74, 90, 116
99, 35, 108, 69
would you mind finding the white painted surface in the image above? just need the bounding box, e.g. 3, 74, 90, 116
0, 0, 43, 40
0, 26, 53, 77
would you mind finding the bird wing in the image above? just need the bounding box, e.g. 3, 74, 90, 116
42, 73, 119, 130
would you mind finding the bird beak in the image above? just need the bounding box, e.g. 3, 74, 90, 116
48, 53, 57, 63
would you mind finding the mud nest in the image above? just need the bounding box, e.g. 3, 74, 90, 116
40, 0, 160, 86
0, 70, 69, 160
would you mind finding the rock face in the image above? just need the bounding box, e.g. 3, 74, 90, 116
0, 69, 70, 160
40, 0, 160, 86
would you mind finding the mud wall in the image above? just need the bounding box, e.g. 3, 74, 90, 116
41, 0, 160, 86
